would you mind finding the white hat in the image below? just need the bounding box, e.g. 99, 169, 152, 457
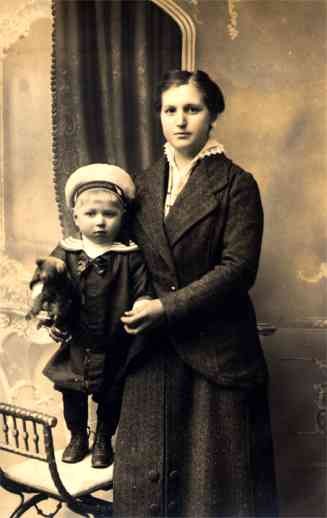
65, 163, 136, 209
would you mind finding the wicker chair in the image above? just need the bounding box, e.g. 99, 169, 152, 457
0, 402, 113, 517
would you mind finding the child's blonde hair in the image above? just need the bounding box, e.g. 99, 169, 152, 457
74, 188, 125, 212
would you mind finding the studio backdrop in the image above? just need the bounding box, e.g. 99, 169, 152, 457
51, 0, 182, 235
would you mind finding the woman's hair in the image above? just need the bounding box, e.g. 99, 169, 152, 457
155, 69, 225, 121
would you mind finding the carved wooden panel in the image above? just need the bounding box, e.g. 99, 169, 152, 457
264, 328, 327, 517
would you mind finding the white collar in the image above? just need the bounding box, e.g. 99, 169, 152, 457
81, 236, 117, 258
60, 236, 139, 257
163, 137, 224, 170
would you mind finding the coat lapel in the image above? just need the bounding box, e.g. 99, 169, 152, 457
135, 157, 177, 273
164, 154, 231, 247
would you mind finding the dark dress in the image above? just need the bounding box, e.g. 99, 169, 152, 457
113, 153, 278, 517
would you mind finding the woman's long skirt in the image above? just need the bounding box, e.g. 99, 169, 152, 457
113, 343, 278, 517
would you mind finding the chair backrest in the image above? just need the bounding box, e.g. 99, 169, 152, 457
0, 402, 57, 464
0, 402, 114, 516
0, 402, 78, 503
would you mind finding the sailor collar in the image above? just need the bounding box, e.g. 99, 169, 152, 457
60, 236, 139, 256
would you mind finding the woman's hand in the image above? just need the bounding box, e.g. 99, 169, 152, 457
121, 298, 165, 335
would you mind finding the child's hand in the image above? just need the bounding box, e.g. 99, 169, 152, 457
121, 298, 165, 335
36, 310, 53, 329
48, 325, 72, 343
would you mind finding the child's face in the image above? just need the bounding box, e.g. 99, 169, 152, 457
73, 191, 124, 245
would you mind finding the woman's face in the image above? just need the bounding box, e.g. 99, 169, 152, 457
160, 82, 213, 158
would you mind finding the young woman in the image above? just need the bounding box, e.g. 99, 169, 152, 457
115, 70, 278, 517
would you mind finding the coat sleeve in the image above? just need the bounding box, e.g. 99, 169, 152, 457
161, 170, 264, 326
128, 251, 154, 302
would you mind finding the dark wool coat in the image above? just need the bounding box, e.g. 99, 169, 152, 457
37, 242, 152, 395
113, 154, 278, 517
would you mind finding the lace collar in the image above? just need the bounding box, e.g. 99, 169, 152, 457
163, 137, 224, 169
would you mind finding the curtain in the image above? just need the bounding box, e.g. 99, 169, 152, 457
51, 0, 182, 235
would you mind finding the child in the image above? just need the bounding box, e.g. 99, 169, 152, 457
30, 163, 152, 468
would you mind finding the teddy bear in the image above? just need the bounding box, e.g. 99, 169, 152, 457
26, 256, 75, 333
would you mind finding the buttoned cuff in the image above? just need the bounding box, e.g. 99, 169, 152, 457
161, 290, 189, 330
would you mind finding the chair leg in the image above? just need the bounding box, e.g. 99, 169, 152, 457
68, 495, 113, 517
10, 494, 51, 518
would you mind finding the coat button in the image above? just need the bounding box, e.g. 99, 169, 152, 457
168, 501, 177, 513
170, 285, 176, 291
149, 503, 160, 515
169, 469, 179, 482
148, 469, 160, 482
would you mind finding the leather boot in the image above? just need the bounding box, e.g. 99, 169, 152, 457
92, 424, 114, 469
62, 432, 89, 463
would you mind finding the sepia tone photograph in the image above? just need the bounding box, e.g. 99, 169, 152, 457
0, 0, 326, 516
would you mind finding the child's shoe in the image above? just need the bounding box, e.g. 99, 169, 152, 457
62, 432, 89, 463
92, 425, 114, 468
